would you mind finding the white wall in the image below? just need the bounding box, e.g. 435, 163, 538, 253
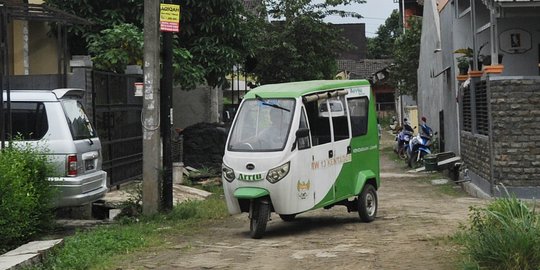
417, 0, 443, 139
497, 18, 540, 76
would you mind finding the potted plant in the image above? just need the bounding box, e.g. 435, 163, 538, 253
454, 44, 487, 69
481, 54, 504, 66
457, 56, 469, 75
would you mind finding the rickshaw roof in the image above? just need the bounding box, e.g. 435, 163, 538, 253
243, 80, 370, 99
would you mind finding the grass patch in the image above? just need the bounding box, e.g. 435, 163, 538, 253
455, 196, 540, 270
380, 145, 403, 164
415, 171, 464, 197
29, 191, 228, 270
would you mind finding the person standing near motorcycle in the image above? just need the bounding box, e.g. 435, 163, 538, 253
403, 118, 414, 133
396, 118, 414, 159
419, 116, 432, 138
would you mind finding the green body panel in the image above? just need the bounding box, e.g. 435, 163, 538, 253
313, 88, 380, 209
353, 170, 377, 195
244, 80, 370, 99
233, 187, 269, 199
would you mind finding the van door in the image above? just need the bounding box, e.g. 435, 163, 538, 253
60, 98, 103, 177
305, 99, 335, 205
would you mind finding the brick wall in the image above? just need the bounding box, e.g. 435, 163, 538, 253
490, 78, 540, 186
461, 131, 491, 181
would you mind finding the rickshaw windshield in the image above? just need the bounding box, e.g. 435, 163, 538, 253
228, 98, 295, 152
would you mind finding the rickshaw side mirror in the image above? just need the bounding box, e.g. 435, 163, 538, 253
294, 128, 311, 151
296, 128, 310, 138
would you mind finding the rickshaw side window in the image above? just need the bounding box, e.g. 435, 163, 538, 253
297, 109, 311, 150
304, 100, 331, 146
348, 97, 369, 137
330, 96, 350, 141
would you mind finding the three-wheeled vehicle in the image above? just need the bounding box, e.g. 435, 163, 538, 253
222, 80, 380, 238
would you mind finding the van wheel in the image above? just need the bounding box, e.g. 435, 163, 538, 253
279, 214, 296, 222
358, 184, 377, 222
250, 200, 270, 239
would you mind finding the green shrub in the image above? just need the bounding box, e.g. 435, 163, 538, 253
0, 143, 55, 252
457, 196, 540, 270
35, 192, 228, 269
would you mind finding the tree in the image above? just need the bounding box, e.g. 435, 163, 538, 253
366, 9, 400, 59
178, 0, 251, 88
388, 16, 421, 99
87, 24, 143, 73
45, 0, 249, 89
45, 0, 144, 55
248, 0, 364, 84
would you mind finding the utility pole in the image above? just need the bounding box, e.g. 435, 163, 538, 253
161, 0, 174, 211
142, 0, 161, 215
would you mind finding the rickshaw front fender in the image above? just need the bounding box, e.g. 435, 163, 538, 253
234, 187, 270, 199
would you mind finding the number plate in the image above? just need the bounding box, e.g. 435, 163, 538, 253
85, 160, 95, 170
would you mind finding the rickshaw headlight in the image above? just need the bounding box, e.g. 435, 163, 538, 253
222, 164, 235, 182
266, 162, 290, 184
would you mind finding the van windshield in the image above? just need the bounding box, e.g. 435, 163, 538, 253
228, 99, 295, 152
61, 99, 97, 140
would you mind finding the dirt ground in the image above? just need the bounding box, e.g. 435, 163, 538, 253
115, 132, 486, 270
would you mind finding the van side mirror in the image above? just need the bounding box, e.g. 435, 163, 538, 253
294, 128, 311, 151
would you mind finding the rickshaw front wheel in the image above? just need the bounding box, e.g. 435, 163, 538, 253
358, 184, 377, 222
250, 200, 270, 239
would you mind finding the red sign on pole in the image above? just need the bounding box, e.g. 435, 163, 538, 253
160, 22, 179, 32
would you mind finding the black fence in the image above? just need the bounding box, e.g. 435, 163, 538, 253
92, 71, 143, 187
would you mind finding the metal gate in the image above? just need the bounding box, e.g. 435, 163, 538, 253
92, 71, 143, 187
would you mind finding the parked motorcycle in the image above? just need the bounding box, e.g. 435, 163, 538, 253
407, 130, 437, 168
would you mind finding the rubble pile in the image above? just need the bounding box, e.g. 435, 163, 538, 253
181, 122, 228, 170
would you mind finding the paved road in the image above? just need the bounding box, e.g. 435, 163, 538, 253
115, 133, 484, 270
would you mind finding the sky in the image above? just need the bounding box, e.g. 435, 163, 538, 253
323, 0, 400, 38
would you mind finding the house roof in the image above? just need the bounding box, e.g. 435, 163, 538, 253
337, 59, 394, 80
0, 2, 90, 25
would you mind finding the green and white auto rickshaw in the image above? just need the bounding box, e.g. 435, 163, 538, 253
222, 80, 380, 238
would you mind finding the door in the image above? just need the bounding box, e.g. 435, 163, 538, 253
304, 99, 335, 206
329, 95, 353, 200
292, 107, 315, 212
60, 98, 102, 176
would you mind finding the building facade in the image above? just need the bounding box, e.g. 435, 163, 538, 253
418, 0, 540, 198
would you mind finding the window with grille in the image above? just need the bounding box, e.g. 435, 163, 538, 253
462, 86, 472, 132
475, 81, 488, 135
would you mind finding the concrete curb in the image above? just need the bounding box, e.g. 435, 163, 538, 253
0, 239, 63, 270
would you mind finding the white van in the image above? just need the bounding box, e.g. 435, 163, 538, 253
2, 89, 107, 208
223, 80, 380, 238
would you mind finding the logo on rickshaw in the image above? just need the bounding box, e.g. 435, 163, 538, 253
238, 173, 263, 181
297, 180, 311, 199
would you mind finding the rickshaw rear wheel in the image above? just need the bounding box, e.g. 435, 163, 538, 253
279, 214, 296, 222
358, 184, 377, 222
250, 200, 270, 239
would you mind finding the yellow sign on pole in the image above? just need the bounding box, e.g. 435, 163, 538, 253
160, 4, 180, 32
